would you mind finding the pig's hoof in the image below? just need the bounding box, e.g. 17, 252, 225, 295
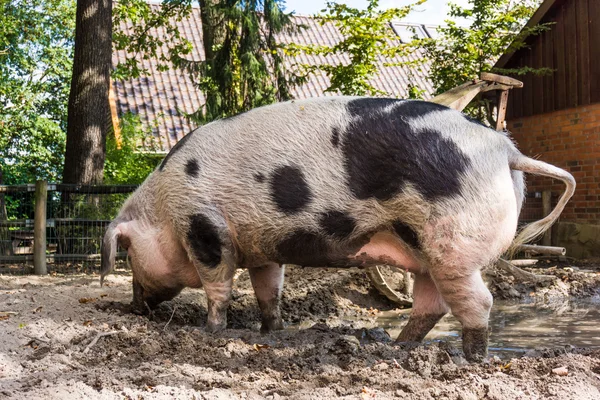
394, 340, 421, 351
260, 318, 284, 333
462, 327, 489, 363
205, 321, 227, 334
130, 301, 149, 316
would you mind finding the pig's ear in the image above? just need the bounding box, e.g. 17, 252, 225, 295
100, 220, 125, 286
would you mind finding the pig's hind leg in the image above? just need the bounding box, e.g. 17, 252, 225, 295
186, 213, 238, 333
248, 263, 285, 332
352, 232, 448, 341
396, 272, 449, 342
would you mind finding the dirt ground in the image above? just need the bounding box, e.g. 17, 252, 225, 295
1, 261, 600, 399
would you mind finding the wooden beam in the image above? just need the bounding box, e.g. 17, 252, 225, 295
430, 80, 489, 111
517, 244, 566, 256
109, 80, 122, 150
480, 72, 524, 87
496, 90, 509, 131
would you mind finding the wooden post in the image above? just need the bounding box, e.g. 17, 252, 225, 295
33, 180, 47, 275
542, 190, 552, 246
496, 90, 509, 131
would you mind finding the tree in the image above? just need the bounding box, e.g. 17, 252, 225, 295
104, 113, 162, 184
63, 0, 113, 185
113, 0, 304, 123
422, 0, 550, 121
289, 0, 425, 97
0, 0, 75, 185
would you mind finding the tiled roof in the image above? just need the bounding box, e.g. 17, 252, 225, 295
112, 6, 435, 153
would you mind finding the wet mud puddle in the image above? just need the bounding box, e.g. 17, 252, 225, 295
373, 298, 600, 358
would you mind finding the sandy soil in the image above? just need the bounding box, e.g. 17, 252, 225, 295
1, 262, 600, 399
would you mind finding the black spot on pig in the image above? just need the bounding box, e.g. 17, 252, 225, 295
185, 159, 200, 178
188, 214, 222, 268
392, 220, 420, 250
346, 98, 401, 117
276, 229, 329, 266
269, 165, 313, 214
342, 99, 470, 201
347, 98, 449, 121
331, 127, 340, 147
319, 211, 356, 239
254, 172, 265, 183
159, 130, 195, 171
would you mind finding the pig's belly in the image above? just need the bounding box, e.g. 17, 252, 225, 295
347, 231, 423, 273
248, 230, 424, 273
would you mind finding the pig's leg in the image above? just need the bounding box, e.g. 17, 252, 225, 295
248, 263, 285, 332
396, 272, 449, 342
187, 213, 237, 333
202, 273, 235, 333
430, 270, 492, 362
131, 275, 148, 315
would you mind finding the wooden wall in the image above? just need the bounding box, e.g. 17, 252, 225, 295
505, 0, 600, 119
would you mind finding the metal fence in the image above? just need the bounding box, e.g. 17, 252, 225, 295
0, 182, 137, 275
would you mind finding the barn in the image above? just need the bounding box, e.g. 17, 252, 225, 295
497, 0, 600, 258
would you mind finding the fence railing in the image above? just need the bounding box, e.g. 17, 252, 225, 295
0, 181, 137, 275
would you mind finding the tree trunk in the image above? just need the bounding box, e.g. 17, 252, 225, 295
63, 0, 112, 185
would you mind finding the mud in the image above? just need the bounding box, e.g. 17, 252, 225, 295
1, 262, 600, 399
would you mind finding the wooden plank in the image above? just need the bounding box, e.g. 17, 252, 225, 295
532, 34, 545, 115
564, 0, 579, 107
543, 24, 555, 113
429, 80, 489, 110
0, 185, 36, 193
54, 184, 138, 194
0, 220, 34, 228
553, 4, 567, 110
590, 0, 600, 103
480, 72, 523, 87
0, 252, 128, 263
576, 0, 590, 105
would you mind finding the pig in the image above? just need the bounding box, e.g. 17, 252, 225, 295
100, 97, 575, 361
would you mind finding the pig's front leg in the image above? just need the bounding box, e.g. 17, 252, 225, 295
186, 212, 237, 333
131, 276, 148, 315
202, 277, 234, 333
248, 263, 285, 332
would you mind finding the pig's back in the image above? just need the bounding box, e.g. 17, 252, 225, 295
153, 96, 515, 264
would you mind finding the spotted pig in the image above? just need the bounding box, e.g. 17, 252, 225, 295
101, 97, 575, 361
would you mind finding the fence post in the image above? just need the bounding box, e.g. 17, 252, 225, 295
542, 190, 552, 246
34, 180, 47, 275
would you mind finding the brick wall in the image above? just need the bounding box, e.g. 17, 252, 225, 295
507, 102, 600, 225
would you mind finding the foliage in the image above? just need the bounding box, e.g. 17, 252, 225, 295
421, 0, 550, 121
0, 0, 75, 184
113, 0, 305, 123
104, 113, 162, 184
112, 0, 194, 80
288, 0, 425, 97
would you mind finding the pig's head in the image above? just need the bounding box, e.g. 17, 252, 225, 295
101, 217, 183, 314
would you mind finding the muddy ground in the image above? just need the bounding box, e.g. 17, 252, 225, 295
1, 260, 600, 399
